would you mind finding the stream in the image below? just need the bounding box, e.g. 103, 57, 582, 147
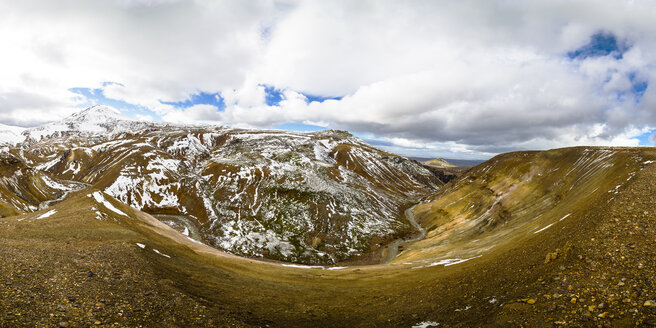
151, 214, 203, 242
382, 204, 426, 263
38, 181, 89, 210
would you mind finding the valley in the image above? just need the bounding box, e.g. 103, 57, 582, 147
1, 106, 443, 265
1, 107, 656, 327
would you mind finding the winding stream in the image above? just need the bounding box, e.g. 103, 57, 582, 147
38, 181, 89, 210
151, 214, 203, 242
383, 204, 426, 263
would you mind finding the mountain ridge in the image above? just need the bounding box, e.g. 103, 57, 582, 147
0, 106, 444, 264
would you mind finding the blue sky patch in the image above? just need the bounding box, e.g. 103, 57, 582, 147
263, 86, 343, 105
568, 32, 629, 60
160, 91, 225, 109
629, 72, 648, 103
614, 72, 649, 104
274, 122, 326, 132
363, 138, 394, 147
101, 81, 124, 87
264, 85, 285, 106
303, 92, 343, 103
69, 86, 156, 120
70, 86, 140, 111
635, 129, 656, 146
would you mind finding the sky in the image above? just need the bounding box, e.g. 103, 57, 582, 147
2, 0, 656, 159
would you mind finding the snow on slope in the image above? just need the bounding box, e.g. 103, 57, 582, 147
0, 123, 26, 145
90, 191, 129, 217
73, 128, 442, 264
0, 105, 131, 144
2, 106, 444, 264
25, 105, 148, 141
190, 130, 442, 263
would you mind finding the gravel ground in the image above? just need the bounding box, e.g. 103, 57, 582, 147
0, 225, 248, 327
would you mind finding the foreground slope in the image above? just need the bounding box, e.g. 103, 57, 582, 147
2, 146, 656, 327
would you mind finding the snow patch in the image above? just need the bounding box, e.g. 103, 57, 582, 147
41, 176, 72, 191
534, 222, 555, 234
187, 236, 204, 245
35, 209, 56, 220
412, 256, 481, 269
136, 243, 146, 249
281, 264, 324, 269
91, 192, 128, 217
153, 249, 171, 258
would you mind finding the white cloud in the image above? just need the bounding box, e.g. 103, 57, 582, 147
2, 0, 656, 157
0, 0, 271, 121
133, 113, 155, 121
162, 104, 222, 125
222, 79, 267, 108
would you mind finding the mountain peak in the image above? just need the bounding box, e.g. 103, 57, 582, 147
25, 105, 142, 141
64, 105, 129, 124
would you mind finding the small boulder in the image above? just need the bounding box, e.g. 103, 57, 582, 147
545, 252, 558, 264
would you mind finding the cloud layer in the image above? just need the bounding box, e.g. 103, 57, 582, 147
2, 0, 656, 157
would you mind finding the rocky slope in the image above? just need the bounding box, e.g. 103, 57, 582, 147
0, 106, 443, 264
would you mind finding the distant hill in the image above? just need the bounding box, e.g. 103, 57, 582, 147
408, 156, 486, 167
421, 158, 455, 168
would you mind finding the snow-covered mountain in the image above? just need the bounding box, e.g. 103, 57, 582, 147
24, 105, 151, 141
0, 105, 143, 145
0, 106, 445, 264
0, 123, 26, 146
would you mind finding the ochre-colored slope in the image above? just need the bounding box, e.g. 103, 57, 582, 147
0, 152, 83, 215
394, 147, 647, 265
